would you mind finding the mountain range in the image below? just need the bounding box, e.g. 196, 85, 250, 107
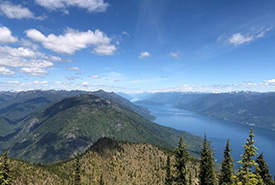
0, 90, 202, 163
133, 91, 275, 130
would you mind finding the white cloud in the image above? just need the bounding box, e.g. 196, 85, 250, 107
0, 26, 17, 43
0, 46, 44, 58
122, 31, 130, 37
8, 81, 20, 84
20, 39, 39, 50
256, 27, 273, 38
20, 67, 48, 76
139, 51, 151, 59
0, 1, 38, 19
0, 46, 61, 76
265, 79, 275, 83
0, 67, 15, 75
35, 0, 109, 12
82, 82, 89, 87
90, 75, 100, 79
227, 27, 273, 46
229, 33, 253, 46
169, 52, 180, 58
68, 66, 80, 71
26, 28, 116, 55
93, 44, 116, 56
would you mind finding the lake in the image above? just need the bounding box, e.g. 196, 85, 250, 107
141, 104, 275, 175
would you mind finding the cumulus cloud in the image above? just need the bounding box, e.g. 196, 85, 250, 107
26, 28, 116, 55
20, 39, 39, 50
93, 44, 116, 56
68, 66, 80, 71
169, 52, 180, 58
82, 82, 89, 87
35, 0, 109, 12
0, 26, 17, 43
90, 75, 100, 79
33, 80, 48, 84
0, 67, 15, 75
229, 33, 253, 46
0, 1, 39, 19
0, 46, 44, 58
139, 51, 151, 59
20, 68, 48, 76
0, 46, 61, 76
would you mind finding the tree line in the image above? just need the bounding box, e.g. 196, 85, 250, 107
1, 128, 274, 184
165, 128, 274, 185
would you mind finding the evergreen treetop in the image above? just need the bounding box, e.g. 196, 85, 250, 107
74, 153, 81, 185
174, 136, 189, 185
0, 151, 11, 185
219, 139, 234, 185
165, 155, 173, 185
237, 128, 263, 185
199, 134, 216, 185
256, 153, 273, 185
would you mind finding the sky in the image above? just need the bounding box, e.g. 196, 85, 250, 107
0, 0, 275, 93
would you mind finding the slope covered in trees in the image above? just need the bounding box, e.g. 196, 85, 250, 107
1, 129, 274, 184
1, 93, 202, 163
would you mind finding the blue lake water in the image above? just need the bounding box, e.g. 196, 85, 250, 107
142, 104, 275, 175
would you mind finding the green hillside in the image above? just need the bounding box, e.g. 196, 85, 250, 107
0, 90, 87, 123
175, 92, 275, 130
2, 93, 202, 163
92, 90, 155, 120
5, 138, 199, 185
0, 117, 15, 137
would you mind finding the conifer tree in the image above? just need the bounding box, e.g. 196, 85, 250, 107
219, 140, 234, 185
174, 136, 189, 185
237, 128, 263, 185
256, 153, 273, 185
165, 155, 173, 185
199, 134, 216, 185
99, 174, 104, 185
0, 151, 11, 185
189, 171, 192, 185
74, 153, 81, 185
0, 161, 3, 185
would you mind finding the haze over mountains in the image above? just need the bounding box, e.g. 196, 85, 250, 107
131, 91, 275, 130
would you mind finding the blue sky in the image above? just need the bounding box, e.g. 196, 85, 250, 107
0, 0, 275, 93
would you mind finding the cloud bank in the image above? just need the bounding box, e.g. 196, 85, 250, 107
35, 0, 109, 12
26, 28, 116, 55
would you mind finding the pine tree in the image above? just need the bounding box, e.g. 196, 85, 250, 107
189, 171, 192, 185
256, 153, 273, 185
0, 161, 3, 185
165, 155, 173, 185
99, 174, 104, 185
219, 140, 234, 185
199, 134, 216, 185
74, 153, 81, 185
0, 151, 11, 185
174, 136, 189, 185
237, 128, 263, 185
